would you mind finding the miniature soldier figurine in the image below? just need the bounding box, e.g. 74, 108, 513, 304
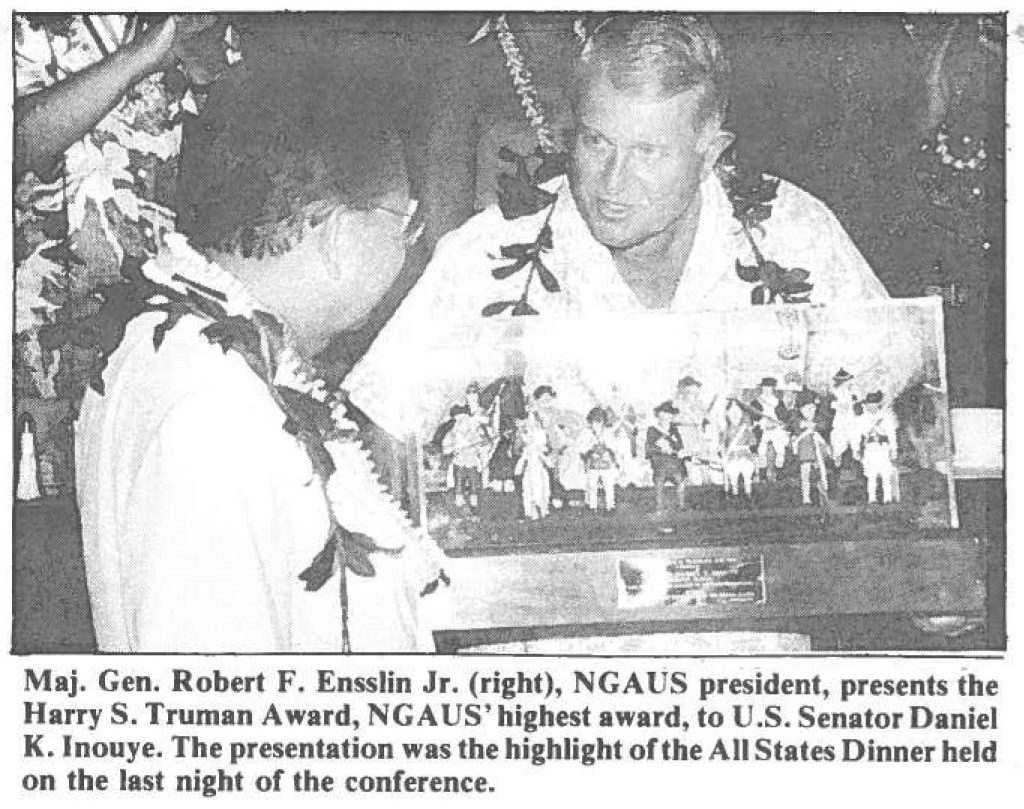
581, 406, 618, 511
859, 390, 900, 504
646, 401, 687, 514
442, 403, 490, 510
463, 382, 494, 488
793, 391, 832, 505
672, 376, 709, 484
751, 376, 789, 481
777, 371, 804, 432
530, 384, 573, 508
829, 368, 862, 463
515, 411, 552, 520
722, 399, 758, 499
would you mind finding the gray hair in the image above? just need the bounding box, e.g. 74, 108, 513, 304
573, 14, 730, 123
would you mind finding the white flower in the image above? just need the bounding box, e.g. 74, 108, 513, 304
492, 14, 556, 154
181, 91, 199, 115
97, 113, 179, 161
14, 20, 55, 93
63, 138, 139, 233
330, 405, 360, 432
53, 22, 104, 76
141, 233, 205, 294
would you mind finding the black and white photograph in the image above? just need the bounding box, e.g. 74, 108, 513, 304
10, 11, 1006, 655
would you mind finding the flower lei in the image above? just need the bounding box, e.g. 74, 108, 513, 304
85, 234, 446, 651
473, 14, 567, 317
472, 13, 557, 155
717, 159, 814, 305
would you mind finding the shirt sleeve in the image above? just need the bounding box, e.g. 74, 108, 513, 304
122, 393, 299, 652
822, 203, 890, 301
774, 180, 890, 303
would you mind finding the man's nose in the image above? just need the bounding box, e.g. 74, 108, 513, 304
601, 149, 631, 194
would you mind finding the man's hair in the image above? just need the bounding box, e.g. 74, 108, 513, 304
573, 14, 730, 123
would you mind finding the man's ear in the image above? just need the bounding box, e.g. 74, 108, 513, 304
699, 126, 736, 179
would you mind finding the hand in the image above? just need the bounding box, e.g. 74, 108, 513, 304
130, 15, 221, 77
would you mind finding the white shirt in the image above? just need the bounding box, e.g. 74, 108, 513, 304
76, 269, 432, 653
346, 172, 888, 435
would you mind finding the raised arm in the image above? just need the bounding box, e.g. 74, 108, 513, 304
15, 16, 214, 178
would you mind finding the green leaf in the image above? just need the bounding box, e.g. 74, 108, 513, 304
91, 284, 147, 355
735, 259, 760, 283
39, 242, 86, 267
202, 315, 262, 356
298, 536, 338, 591
481, 300, 516, 317
535, 259, 560, 293
251, 309, 285, 338
751, 285, 767, 306
37, 323, 68, 350
88, 374, 106, 399
276, 386, 336, 435
492, 258, 529, 280
152, 302, 188, 350
760, 260, 785, 290
344, 530, 381, 554
304, 436, 337, 481
345, 545, 376, 578
537, 223, 554, 251
786, 281, 814, 295
512, 299, 539, 316
496, 174, 557, 220
186, 289, 229, 322
163, 66, 189, 99
534, 152, 568, 185
782, 267, 810, 285
500, 242, 537, 260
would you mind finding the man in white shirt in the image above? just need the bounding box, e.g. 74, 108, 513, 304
346, 14, 888, 435
76, 213, 442, 652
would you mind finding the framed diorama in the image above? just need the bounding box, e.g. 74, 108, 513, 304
377, 297, 981, 639
406, 298, 957, 527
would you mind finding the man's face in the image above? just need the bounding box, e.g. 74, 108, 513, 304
570, 76, 724, 251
